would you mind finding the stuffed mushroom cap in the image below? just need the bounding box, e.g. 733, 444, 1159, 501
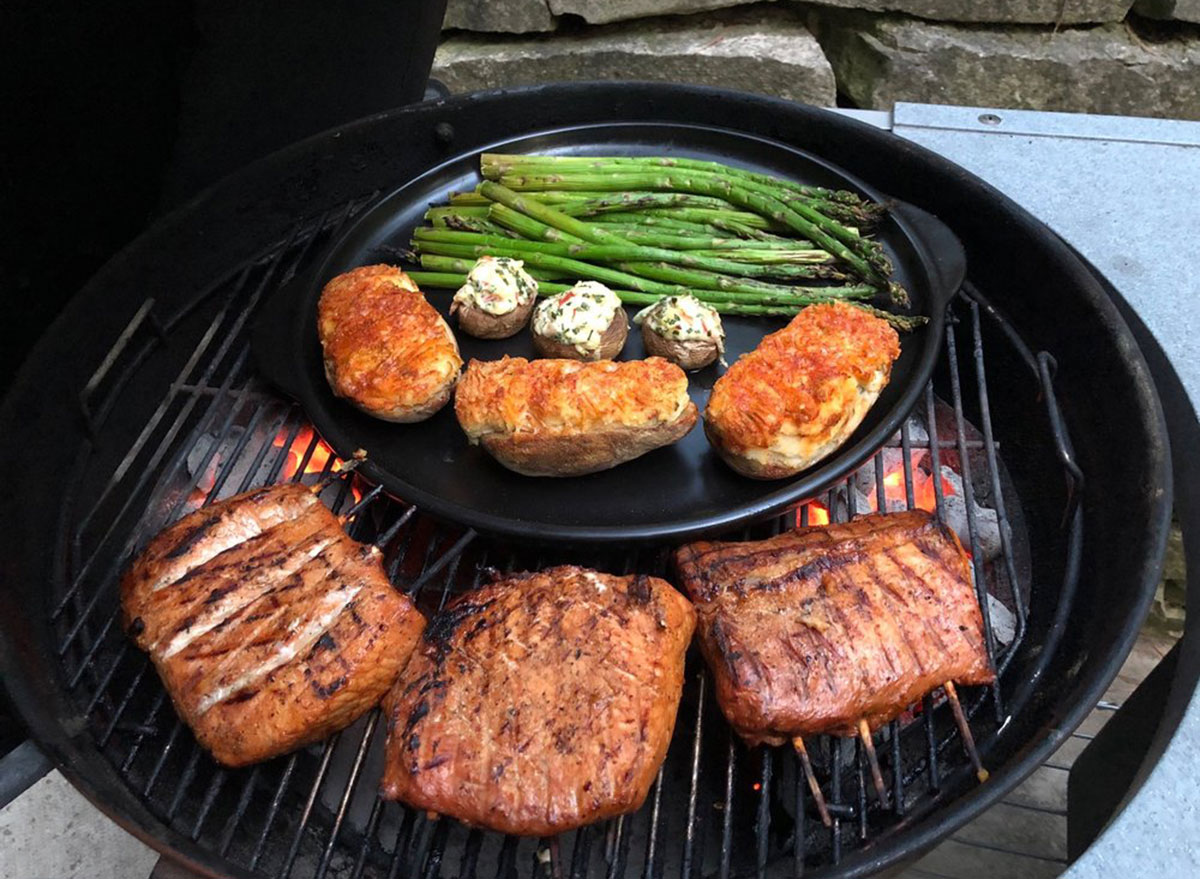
634, 295, 725, 371
531, 281, 629, 361
450, 256, 539, 339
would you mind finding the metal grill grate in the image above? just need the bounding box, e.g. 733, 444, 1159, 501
47, 204, 1078, 879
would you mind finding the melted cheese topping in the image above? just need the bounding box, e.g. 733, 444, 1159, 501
705, 302, 900, 454
317, 265, 462, 415
634, 295, 725, 353
452, 256, 537, 316
531, 282, 622, 355
455, 356, 691, 438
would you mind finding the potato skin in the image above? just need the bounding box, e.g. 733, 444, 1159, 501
481, 409, 697, 477
455, 356, 697, 477
453, 295, 535, 340
317, 265, 462, 423
641, 323, 720, 371
704, 302, 899, 479
532, 308, 629, 362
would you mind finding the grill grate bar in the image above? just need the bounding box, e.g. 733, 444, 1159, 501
422, 820, 453, 879
854, 742, 868, 840
641, 765, 666, 879
944, 319, 1005, 721
571, 825, 596, 879
718, 736, 736, 879
755, 749, 773, 879
680, 674, 705, 879
190, 767, 228, 840
315, 712, 380, 879
830, 739, 843, 864
386, 809, 419, 879
967, 299, 1028, 671
496, 834, 520, 879
406, 529, 478, 598
889, 721, 904, 816
143, 717, 186, 797
250, 753, 299, 870
350, 795, 389, 879
459, 829, 485, 879
281, 734, 342, 879
167, 744, 204, 820
793, 749, 806, 877
219, 764, 261, 856
56, 345, 254, 656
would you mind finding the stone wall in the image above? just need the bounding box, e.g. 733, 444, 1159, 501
434, 0, 1200, 120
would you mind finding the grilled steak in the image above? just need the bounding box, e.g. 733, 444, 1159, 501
121, 483, 425, 767
379, 566, 696, 835
674, 510, 994, 744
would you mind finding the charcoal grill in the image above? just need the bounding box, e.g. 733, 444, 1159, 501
0, 84, 1171, 879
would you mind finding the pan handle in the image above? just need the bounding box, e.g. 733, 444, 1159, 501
891, 200, 967, 311
251, 273, 312, 401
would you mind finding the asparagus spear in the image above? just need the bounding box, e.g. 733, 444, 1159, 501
409, 230, 847, 280
497, 172, 892, 283
406, 271, 921, 328
479, 153, 872, 208
487, 179, 898, 300
415, 253, 872, 307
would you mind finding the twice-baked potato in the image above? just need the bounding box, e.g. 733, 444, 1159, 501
317, 264, 462, 422
704, 302, 900, 479
530, 281, 629, 361
449, 256, 538, 339
634, 295, 725, 371
455, 356, 698, 477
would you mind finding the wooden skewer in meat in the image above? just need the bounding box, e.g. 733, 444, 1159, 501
674, 510, 996, 814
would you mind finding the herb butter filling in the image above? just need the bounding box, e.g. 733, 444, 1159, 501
532, 281, 623, 355
452, 256, 538, 316
634, 294, 726, 354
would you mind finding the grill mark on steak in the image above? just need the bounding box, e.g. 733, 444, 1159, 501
709, 618, 742, 687
165, 515, 221, 559
866, 559, 927, 675
312, 676, 348, 699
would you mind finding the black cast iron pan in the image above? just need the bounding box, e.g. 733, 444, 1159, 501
253, 122, 965, 543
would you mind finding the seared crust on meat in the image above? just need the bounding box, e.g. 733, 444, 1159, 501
379, 566, 696, 836
318, 264, 462, 422
704, 302, 900, 479
674, 511, 994, 744
121, 484, 426, 767
454, 356, 698, 476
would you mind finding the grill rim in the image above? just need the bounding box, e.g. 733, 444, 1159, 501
0, 82, 1173, 879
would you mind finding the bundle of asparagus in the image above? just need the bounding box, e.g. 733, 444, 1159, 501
405, 153, 919, 327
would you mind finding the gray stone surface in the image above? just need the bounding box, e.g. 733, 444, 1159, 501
547, 0, 762, 24
810, 13, 1200, 120
433, 9, 836, 104
443, 0, 556, 33
1133, 0, 1200, 22
794, 0, 1133, 23
0, 770, 159, 879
